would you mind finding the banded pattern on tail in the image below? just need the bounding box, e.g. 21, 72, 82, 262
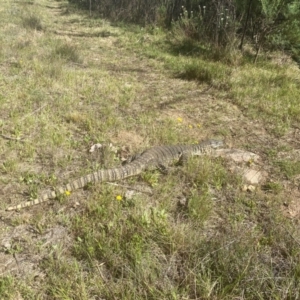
6, 139, 223, 211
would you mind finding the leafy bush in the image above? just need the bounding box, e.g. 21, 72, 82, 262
69, 0, 300, 61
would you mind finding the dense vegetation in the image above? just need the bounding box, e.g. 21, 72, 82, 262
69, 0, 300, 62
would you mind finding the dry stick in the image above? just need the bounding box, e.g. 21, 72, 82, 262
0, 104, 47, 142
0, 134, 24, 141
94, 262, 118, 300
105, 182, 153, 195
282, 225, 300, 247
19, 103, 47, 121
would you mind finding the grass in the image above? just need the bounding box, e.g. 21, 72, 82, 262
123, 26, 300, 136
275, 160, 300, 179
0, 0, 299, 299
22, 14, 43, 31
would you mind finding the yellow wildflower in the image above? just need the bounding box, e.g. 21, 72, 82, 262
188, 125, 193, 129
177, 117, 183, 122
116, 195, 123, 201
65, 190, 71, 196
247, 159, 254, 167
197, 124, 201, 128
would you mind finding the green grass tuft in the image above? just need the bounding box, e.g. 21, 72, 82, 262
51, 41, 81, 63
176, 62, 213, 83
275, 160, 300, 179
22, 14, 43, 30
0, 277, 15, 299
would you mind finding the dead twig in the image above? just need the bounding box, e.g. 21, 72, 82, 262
19, 103, 47, 122
0, 104, 47, 142
105, 182, 153, 195
0, 134, 25, 142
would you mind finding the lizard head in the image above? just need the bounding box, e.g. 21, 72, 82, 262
203, 139, 224, 149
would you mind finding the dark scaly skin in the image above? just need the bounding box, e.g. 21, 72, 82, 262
6, 139, 223, 211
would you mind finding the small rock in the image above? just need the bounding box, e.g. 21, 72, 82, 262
89, 143, 103, 153
177, 196, 188, 207
215, 149, 260, 163
242, 168, 265, 185
3, 242, 11, 250
230, 166, 267, 185
125, 190, 135, 200
242, 185, 256, 192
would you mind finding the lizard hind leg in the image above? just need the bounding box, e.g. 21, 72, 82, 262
177, 152, 189, 166
123, 152, 141, 165
157, 163, 169, 174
